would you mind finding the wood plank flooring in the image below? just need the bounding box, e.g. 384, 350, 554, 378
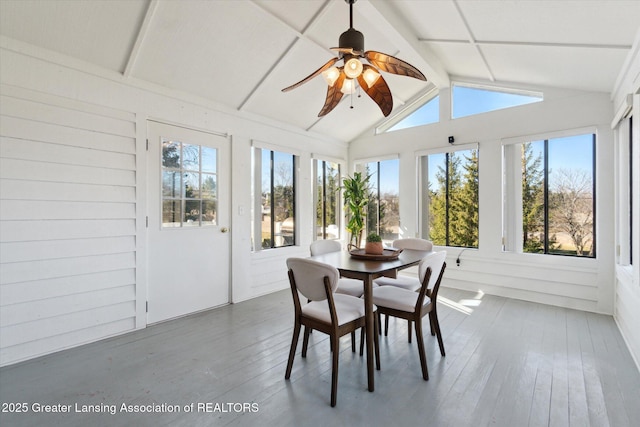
0, 287, 638, 427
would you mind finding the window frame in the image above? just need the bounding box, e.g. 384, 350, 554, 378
502, 128, 597, 258
160, 139, 218, 228
251, 144, 298, 251
353, 155, 400, 244
451, 82, 542, 120
417, 143, 479, 248
376, 88, 439, 134
313, 156, 344, 241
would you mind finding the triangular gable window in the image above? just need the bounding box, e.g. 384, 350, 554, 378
452, 84, 542, 119
385, 95, 439, 133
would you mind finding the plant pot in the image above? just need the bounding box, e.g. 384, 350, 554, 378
364, 241, 383, 255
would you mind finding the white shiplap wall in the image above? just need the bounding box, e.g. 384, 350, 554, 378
0, 86, 138, 365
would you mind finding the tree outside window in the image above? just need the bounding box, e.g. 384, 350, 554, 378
255, 149, 295, 249
315, 160, 340, 240
424, 149, 479, 248
519, 135, 595, 257
364, 159, 400, 244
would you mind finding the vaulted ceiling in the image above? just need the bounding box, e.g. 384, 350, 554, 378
1, 0, 639, 142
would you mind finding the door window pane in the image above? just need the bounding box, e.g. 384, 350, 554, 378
161, 139, 218, 228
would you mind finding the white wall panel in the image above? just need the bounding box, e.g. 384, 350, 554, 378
0, 269, 135, 305
0, 84, 138, 366
0, 236, 135, 263
1, 137, 135, 169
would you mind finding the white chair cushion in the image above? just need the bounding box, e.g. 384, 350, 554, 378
287, 258, 339, 301
335, 278, 365, 297
372, 286, 431, 313
373, 275, 420, 291
301, 294, 373, 325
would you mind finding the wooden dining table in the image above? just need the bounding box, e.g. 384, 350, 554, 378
308, 248, 431, 392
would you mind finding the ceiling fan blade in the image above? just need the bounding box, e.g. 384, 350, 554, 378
364, 51, 427, 81
281, 57, 340, 92
357, 69, 393, 117
318, 70, 346, 116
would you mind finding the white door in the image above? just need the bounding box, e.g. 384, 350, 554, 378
147, 121, 230, 323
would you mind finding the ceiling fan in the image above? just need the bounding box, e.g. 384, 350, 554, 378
282, 0, 427, 117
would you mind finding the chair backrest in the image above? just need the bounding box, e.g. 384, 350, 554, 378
392, 238, 433, 252
310, 239, 342, 256
418, 250, 447, 291
286, 258, 339, 301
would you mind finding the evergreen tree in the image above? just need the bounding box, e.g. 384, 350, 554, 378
428, 150, 478, 248
451, 150, 479, 247
521, 143, 544, 253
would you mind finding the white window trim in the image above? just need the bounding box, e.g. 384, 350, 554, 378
415, 142, 478, 158
251, 139, 302, 156
452, 81, 543, 100
353, 153, 399, 171
501, 126, 597, 147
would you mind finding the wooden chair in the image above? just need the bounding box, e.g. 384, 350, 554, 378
371, 251, 446, 380
373, 238, 434, 340
310, 240, 366, 297
373, 238, 433, 291
285, 257, 379, 407
309, 240, 366, 351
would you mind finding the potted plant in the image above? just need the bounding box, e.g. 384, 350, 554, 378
340, 172, 371, 249
365, 233, 384, 255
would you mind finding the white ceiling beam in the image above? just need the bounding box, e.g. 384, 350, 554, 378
419, 38, 633, 50
362, 0, 450, 88
123, 0, 159, 78
451, 0, 495, 82
237, 0, 333, 112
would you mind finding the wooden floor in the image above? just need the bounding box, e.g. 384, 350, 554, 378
1, 287, 638, 427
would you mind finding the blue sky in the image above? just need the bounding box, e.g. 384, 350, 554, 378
379, 87, 591, 192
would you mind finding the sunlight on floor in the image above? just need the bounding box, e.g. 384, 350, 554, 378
437, 290, 484, 315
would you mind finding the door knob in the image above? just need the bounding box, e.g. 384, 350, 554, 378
220, 227, 229, 233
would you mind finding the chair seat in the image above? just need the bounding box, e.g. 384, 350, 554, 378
373, 275, 420, 291
335, 277, 365, 297
372, 286, 431, 312
302, 294, 374, 325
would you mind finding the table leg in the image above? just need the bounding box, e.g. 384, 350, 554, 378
364, 275, 374, 392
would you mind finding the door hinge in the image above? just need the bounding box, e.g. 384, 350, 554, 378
146, 301, 149, 313
146, 139, 149, 151
146, 216, 149, 228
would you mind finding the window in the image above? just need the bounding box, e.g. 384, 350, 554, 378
314, 159, 341, 240
359, 159, 399, 244
420, 147, 479, 248
252, 148, 296, 250
504, 133, 596, 257
377, 91, 439, 134
161, 140, 217, 227
452, 84, 542, 119
387, 95, 439, 132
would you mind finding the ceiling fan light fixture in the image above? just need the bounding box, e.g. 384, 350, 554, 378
362, 67, 381, 88
344, 57, 363, 79
340, 78, 356, 94
281, 0, 427, 117
321, 66, 341, 86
